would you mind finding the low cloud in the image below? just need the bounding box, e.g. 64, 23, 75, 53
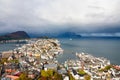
80, 33, 120, 37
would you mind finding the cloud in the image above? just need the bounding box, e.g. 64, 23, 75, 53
80, 33, 120, 37
0, 0, 120, 33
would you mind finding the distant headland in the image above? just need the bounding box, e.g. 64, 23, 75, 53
0, 31, 30, 41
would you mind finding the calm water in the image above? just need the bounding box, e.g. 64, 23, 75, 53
57, 38, 120, 65
0, 38, 120, 65
0, 42, 26, 52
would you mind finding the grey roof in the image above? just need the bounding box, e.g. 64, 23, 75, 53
1, 77, 11, 80
44, 64, 57, 68
58, 69, 67, 74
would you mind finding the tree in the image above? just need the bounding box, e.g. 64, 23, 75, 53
84, 74, 91, 80
68, 71, 75, 80
78, 69, 86, 76
51, 71, 63, 80
98, 65, 112, 72
17, 73, 32, 80
39, 69, 63, 80
0, 58, 8, 64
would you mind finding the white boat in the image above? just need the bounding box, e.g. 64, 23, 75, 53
69, 38, 72, 40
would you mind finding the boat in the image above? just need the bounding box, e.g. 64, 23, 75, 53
69, 38, 72, 40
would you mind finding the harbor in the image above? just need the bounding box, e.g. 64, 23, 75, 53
0, 39, 120, 80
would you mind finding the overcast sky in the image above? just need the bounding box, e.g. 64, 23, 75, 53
0, 0, 120, 36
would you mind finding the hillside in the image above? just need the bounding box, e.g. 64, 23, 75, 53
0, 31, 30, 41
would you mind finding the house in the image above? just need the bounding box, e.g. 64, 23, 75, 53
28, 71, 35, 79
8, 56, 13, 61
1, 77, 11, 80
44, 63, 58, 70
58, 69, 67, 74
63, 76, 69, 80
5, 75, 19, 80
13, 70, 21, 76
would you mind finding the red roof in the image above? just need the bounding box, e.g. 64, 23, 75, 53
6, 75, 19, 80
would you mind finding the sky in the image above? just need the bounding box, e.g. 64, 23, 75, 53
0, 0, 120, 36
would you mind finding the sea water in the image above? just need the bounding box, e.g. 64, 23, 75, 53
0, 38, 120, 65
57, 38, 120, 65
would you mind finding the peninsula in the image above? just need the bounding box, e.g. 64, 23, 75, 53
0, 39, 120, 80
0, 31, 30, 41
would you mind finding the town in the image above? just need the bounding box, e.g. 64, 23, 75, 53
0, 39, 120, 80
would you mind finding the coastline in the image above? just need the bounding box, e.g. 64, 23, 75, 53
0, 39, 120, 80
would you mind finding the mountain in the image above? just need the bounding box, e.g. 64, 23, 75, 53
57, 32, 81, 38
29, 32, 81, 38
0, 31, 30, 41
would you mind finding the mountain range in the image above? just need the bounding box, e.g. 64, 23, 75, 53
0, 31, 119, 41
0, 31, 82, 41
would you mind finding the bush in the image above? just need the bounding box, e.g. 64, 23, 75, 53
9, 59, 19, 63
40, 69, 63, 80
17, 73, 32, 80
99, 65, 112, 72
84, 74, 91, 80
0, 58, 8, 64
41, 70, 50, 77
67, 71, 75, 80
78, 69, 86, 76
